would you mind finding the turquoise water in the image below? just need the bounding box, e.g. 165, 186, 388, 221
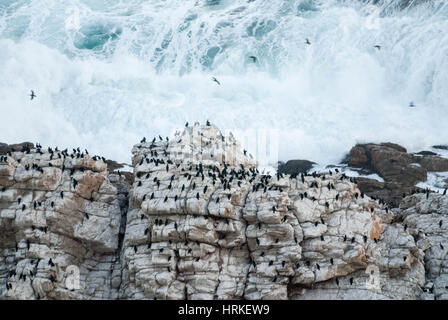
1, 0, 447, 165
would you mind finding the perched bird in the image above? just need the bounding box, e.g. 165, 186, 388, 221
409, 101, 416, 108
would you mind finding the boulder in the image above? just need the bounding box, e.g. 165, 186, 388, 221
417, 156, 448, 172
0, 142, 34, 155
432, 145, 448, 151
278, 160, 316, 177
346, 143, 428, 206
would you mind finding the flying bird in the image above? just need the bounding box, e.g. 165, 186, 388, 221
212, 77, 221, 85
373, 45, 381, 50
30, 90, 36, 100
249, 55, 257, 63
305, 38, 311, 45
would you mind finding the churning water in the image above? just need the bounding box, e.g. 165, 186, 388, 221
1, 0, 447, 165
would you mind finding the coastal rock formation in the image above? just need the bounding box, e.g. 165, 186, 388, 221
0, 145, 127, 299
399, 193, 448, 300
117, 123, 426, 300
1, 124, 447, 300
346, 143, 448, 206
277, 160, 316, 177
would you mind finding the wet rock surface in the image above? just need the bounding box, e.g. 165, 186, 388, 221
116, 124, 428, 300
0, 144, 127, 299
399, 193, 448, 300
346, 143, 448, 207
1, 130, 448, 300
277, 160, 316, 177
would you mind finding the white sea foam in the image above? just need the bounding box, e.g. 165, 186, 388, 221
1, 0, 447, 166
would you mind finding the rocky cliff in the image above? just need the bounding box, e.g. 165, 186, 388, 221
1, 123, 447, 300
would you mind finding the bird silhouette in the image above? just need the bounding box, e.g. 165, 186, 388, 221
30, 90, 36, 100
305, 38, 311, 45
409, 101, 416, 107
373, 45, 381, 50
249, 56, 257, 63
212, 77, 221, 85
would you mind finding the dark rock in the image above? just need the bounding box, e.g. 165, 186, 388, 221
105, 159, 125, 172
347, 143, 427, 207
349, 143, 427, 185
417, 156, 448, 172
415, 151, 437, 156
356, 177, 425, 208
0, 142, 34, 155
106, 159, 134, 185
355, 177, 385, 193
379, 142, 407, 153
348, 145, 369, 167
432, 145, 448, 151
278, 160, 316, 177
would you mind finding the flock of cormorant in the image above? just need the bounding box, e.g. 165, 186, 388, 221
2, 121, 447, 296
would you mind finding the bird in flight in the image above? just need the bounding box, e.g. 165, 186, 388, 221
305, 38, 311, 45
249, 56, 257, 63
373, 45, 381, 50
30, 90, 36, 100
212, 77, 221, 85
